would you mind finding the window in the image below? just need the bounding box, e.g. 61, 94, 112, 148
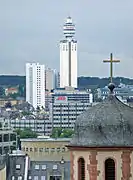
53, 164, 57, 170
35, 164, 39, 170
41, 176, 46, 180
16, 164, 20, 170
34, 176, 38, 180
39, 148, 43, 152
56, 147, 60, 152
62, 147, 65, 152
18, 176, 22, 180
78, 157, 85, 180
51, 148, 55, 152
30, 148, 33, 152
105, 158, 115, 180
42, 165, 46, 170
50, 176, 61, 180
45, 148, 49, 152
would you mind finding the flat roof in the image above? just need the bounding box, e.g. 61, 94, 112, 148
20, 138, 71, 142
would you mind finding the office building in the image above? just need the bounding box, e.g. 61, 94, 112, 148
10, 117, 52, 136
49, 87, 93, 129
60, 17, 77, 88
26, 63, 45, 108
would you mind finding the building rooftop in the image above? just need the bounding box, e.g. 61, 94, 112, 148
21, 138, 71, 142
70, 83, 133, 147
9, 149, 25, 156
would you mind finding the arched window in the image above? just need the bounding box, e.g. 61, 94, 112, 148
105, 158, 115, 180
78, 157, 85, 180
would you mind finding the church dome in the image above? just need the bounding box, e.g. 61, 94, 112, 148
70, 83, 133, 147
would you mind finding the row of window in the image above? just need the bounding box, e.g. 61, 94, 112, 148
22, 147, 66, 153
12, 176, 45, 180
12, 176, 22, 180
34, 164, 57, 170
53, 108, 88, 111
0, 134, 16, 142
15, 164, 59, 170
53, 105, 89, 108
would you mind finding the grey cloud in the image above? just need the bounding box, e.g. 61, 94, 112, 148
0, 0, 133, 77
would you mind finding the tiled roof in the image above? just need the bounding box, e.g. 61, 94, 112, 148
70, 84, 133, 147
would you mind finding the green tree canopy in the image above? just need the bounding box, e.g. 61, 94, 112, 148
15, 128, 37, 139
0, 86, 5, 97
51, 128, 74, 138
8, 92, 19, 99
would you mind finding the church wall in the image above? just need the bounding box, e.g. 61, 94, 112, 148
71, 149, 133, 180
126, 150, 132, 180
97, 151, 122, 180
73, 151, 90, 180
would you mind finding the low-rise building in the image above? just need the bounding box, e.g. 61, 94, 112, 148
5, 87, 18, 96
10, 118, 52, 135
0, 137, 71, 179
97, 84, 133, 101
21, 137, 70, 162
0, 98, 24, 108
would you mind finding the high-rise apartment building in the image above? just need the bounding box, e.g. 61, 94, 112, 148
60, 17, 77, 88
26, 63, 45, 108
45, 68, 59, 92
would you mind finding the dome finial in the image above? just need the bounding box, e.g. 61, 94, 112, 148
108, 83, 115, 93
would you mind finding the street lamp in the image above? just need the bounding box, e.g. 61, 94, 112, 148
60, 156, 65, 164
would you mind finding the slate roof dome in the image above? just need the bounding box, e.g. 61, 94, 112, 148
70, 83, 133, 147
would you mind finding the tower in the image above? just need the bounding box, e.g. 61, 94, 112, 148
60, 17, 77, 88
26, 63, 45, 108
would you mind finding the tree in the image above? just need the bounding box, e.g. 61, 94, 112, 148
60, 129, 74, 138
36, 106, 40, 112
5, 101, 12, 108
18, 84, 25, 97
0, 86, 5, 97
9, 93, 19, 99
51, 128, 62, 138
51, 128, 74, 138
15, 128, 37, 139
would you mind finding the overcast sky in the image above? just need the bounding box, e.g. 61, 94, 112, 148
0, 0, 133, 78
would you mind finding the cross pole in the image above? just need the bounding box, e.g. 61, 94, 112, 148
103, 53, 120, 83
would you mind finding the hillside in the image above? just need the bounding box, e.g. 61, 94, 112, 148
78, 76, 133, 89
0, 75, 133, 89
0, 75, 25, 86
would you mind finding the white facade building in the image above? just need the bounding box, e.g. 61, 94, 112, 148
26, 63, 45, 108
49, 87, 93, 129
60, 17, 77, 88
